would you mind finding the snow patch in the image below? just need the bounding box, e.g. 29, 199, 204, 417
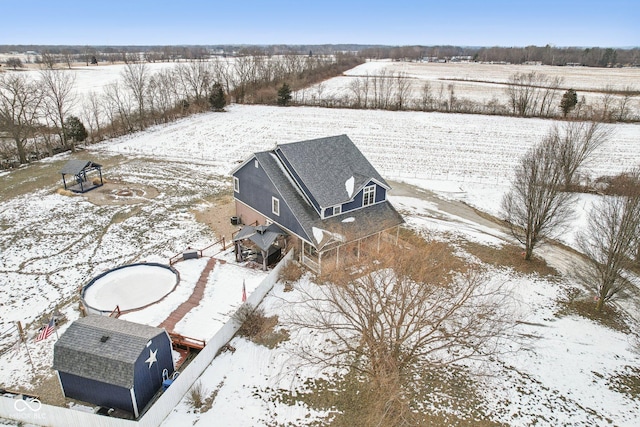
345, 176, 355, 198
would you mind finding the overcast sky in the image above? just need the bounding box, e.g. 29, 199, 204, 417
1, 0, 637, 47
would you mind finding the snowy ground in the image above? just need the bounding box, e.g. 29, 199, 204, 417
296, 60, 640, 117
1, 102, 639, 425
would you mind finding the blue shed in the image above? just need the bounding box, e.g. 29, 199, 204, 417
53, 315, 174, 418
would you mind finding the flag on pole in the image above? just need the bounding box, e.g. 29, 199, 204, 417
35, 318, 55, 342
242, 280, 247, 302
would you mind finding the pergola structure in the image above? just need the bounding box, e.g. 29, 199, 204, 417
233, 223, 288, 271
60, 160, 104, 193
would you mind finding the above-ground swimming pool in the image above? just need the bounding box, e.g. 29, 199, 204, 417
81, 263, 180, 315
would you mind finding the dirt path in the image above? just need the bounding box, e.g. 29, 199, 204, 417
390, 180, 640, 328
389, 180, 582, 278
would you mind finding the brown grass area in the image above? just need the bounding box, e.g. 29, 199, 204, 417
556, 288, 631, 333
192, 192, 239, 242
463, 241, 559, 277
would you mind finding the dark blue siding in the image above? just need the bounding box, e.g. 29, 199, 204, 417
234, 161, 309, 241
59, 372, 134, 413
133, 333, 174, 413
341, 181, 387, 214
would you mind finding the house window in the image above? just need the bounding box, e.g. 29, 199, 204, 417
233, 177, 239, 193
254, 159, 259, 168
272, 197, 280, 216
363, 185, 375, 207
333, 205, 342, 215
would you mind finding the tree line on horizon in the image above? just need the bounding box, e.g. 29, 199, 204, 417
1, 44, 638, 68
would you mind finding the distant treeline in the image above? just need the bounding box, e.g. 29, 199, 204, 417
3, 44, 638, 68
361, 45, 640, 67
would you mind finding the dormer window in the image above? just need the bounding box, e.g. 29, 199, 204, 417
363, 185, 375, 207
333, 205, 342, 216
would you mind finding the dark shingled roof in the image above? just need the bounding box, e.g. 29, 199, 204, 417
59, 160, 102, 175
53, 316, 166, 389
255, 147, 403, 250
233, 223, 287, 252
276, 135, 389, 208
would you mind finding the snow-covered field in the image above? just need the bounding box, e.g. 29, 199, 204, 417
1, 94, 640, 424
297, 60, 640, 117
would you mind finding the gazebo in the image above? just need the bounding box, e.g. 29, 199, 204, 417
233, 223, 287, 270
60, 159, 104, 193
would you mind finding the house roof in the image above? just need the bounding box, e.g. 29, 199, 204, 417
255, 149, 403, 250
53, 316, 166, 389
60, 160, 102, 176
275, 135, 389, 208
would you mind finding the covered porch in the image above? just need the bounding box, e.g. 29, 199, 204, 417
301, 225, 402, 274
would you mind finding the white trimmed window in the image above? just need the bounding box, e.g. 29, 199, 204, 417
254, 159, 259, 168
333, 205, 342, 215
233, 177, 239, 193
272, 197, 280, 216
363, 185, 375, 207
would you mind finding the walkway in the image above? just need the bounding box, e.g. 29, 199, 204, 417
159, 257, 222, 332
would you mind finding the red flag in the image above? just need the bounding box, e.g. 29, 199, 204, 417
242, 280, 247, 302
36, 318, 55, 342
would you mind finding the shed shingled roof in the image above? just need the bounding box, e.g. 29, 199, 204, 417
53, 316, 165, 389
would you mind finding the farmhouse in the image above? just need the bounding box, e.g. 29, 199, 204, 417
53, 315, 174, 418
231, 134, 404, 272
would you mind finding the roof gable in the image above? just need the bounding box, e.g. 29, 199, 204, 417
276, 135, 389, 208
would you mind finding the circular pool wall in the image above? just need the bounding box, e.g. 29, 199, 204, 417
81, 263, 180, 315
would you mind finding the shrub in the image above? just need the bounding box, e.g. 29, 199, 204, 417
233, 304, 267, 338
56, 188, 74, 196
278, 261, 304, 291
186, 381, 205, 409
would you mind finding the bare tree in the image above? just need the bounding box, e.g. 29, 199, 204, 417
576, 168, 640, 311
502, 133, 575, 260
5, 57, 24, 70
121, 62, 150, 125
104, 81, 135, 134
39, 51, 58, 69
552, 121, 612, 189
81, 91, 103, 142
394, 72, 411, 110
176, 61, 212, 107
417, 81, 435, 111
0, 74, 43, 164
39, 69, 77, 151
286, 240, 514, 424
505, 71, 559, 117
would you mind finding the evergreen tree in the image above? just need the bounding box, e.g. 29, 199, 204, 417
560, 88, 578, 117
209, 82, 226, 111
64, 116, 88, 143
277, 83, 292, 106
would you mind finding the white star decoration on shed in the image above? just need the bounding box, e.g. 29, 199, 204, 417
145, 349, 158, 368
